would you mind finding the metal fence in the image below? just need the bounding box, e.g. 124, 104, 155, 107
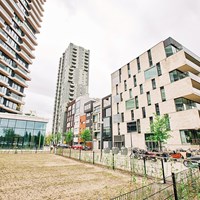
110, 168, 200, 200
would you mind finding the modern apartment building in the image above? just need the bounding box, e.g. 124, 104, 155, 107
0, 0, 46, 114
52, 43, 90, 134
111, 37, 200, 150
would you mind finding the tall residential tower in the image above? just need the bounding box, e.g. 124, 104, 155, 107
0, 0, 46, 114
52, 43, 90, 134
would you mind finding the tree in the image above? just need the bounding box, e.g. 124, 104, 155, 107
55, 132, 62, 144
64, 130, 73, 145
149, 114, 171, 151
45, 134, 53, 146
80, 129, 91, 146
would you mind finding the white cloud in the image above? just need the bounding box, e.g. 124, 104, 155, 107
23, 0, 200, 132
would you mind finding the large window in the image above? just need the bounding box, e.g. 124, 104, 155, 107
180, 130, 200, 145
127, 122, 137, 133
169, 70, 188, 83
155, 103, 160, 115
160, 87, 166, 101
174, 98, 196, 112
165, 44, 180, 57
144, 66, 157, 80
125, 99, 134, 110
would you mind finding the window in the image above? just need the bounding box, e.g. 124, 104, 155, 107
125, 99, 134, 110
127, 63, 131, 78
156, 63, 162, 76
129, 89, 133, 98
155, 103, 160, 115
16, 120, 26, 128
133, 75, 137, 87
169, 70, 188, 83
148, 49, 153, 66
174, 98, 196, 112
105, 108, 111, 117
120, 93, 123, 101
151, 79, 156, 90
149, 116, 153, 125
140, 84, 143, 94
165, 45, 180, 57
119, 69, 121, 83
131, 110, 134, 121
121, 113, 124, 122
135, 96, 139, 109
116, 84, 118, 95
137, 57, 141, 72
124, 80, 127, 91
180, 130, 200, 145
147, 92, 151, 105
137, 119, 141, 133
144, 66, 157, 80
118, 123, 120, 135
142, 107, 146, 118
117, 103, 119, 114
160, 86, 166, 101
127, 121, 137, 132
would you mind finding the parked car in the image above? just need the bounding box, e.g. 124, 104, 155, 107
183, 155, 200, 168
71, 144, 83, 150
57, 144, 71, 148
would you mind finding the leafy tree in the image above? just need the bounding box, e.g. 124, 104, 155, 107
45, 134, 53, 146
80, 129, 91, 146
149, 114, 171, 151
64, 130, 73, 145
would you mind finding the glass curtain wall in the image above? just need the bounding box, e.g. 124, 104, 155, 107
0, 118, 46, 149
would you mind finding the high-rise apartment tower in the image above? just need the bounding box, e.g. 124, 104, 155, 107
52, 43, 90, 134
0, 0, 46, 114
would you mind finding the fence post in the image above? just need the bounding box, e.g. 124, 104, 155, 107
69, 148, 71, 158
79, 149, 81, 160
143, 156, 147, 176
93, 151, 94, 164
112, 153, 115, 170
161, 158, 166, 184
172, 172, 178, 200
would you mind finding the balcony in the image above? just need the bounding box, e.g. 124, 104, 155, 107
0, 29, 7, 41
13, 66, 31, 81
0, 104, 22, 114
178, 59, 200, 75
0, 5, 12, 25
12, 74, 28, 88
0, 0, 14, 18
0, 63, 11, 76
28, 2, 42, 22
20, 42, 35, 59
6, 92, 24, 104
17, 49, 32, 64
0, 40, 16, 59
7, 85, 25, 97
21, 35, 35, 50
26, 15, 40, 33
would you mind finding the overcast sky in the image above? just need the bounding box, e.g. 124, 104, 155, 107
23, 0, 200, 132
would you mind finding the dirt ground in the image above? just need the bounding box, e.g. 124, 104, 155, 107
0, 153, 147, 200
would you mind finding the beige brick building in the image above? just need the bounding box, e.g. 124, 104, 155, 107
111, 37, 200, 150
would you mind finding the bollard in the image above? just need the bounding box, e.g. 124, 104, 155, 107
161, 158, 166, 184
93, 151, 95, 164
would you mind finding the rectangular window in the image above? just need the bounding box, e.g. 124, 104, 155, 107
120, 93, 123, 101
144, 66, 157, 80
151, 79, 156, 90
140, 84, 143, 94
142, 107, 146, 118
133, 75, 137, 87
118, 123, 120, 135
148, 49, 153, 66
157, 63, 162, 76
116, 84, 118, 95
127, 63, 131, 78
124, 80, 127, 91
137, 57, 141, 72
127, 121, 137, 133
135, 96, 139, 109
146, 92, 151, 105
149, 116, 153, 125
165, 44, 180, 57
137, 119, 141, 133
117, 103, 119, 114
131, 110, 134, 121
119, 69, 121, 83
129, 89, 133, 98
160, 86, 166, 101
121, 113, 124, 122
169, 70, 188, 83
125, 99, 135, 110
155, 103, 160, 115
174, 98, 196, 112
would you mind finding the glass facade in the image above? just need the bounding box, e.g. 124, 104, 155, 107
174, 97, 196, 112
0, 118, 47, 149
180, 130, 200, 145
125, 99, 135, 110
169, 70, 188, 83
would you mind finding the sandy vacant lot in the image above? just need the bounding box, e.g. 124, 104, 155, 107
0, 153, 146, 200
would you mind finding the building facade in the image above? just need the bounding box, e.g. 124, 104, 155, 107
0, 113, 48, 149
111, 37, 200, 150
0, 0, 46, 114
52, 43, 90, 134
